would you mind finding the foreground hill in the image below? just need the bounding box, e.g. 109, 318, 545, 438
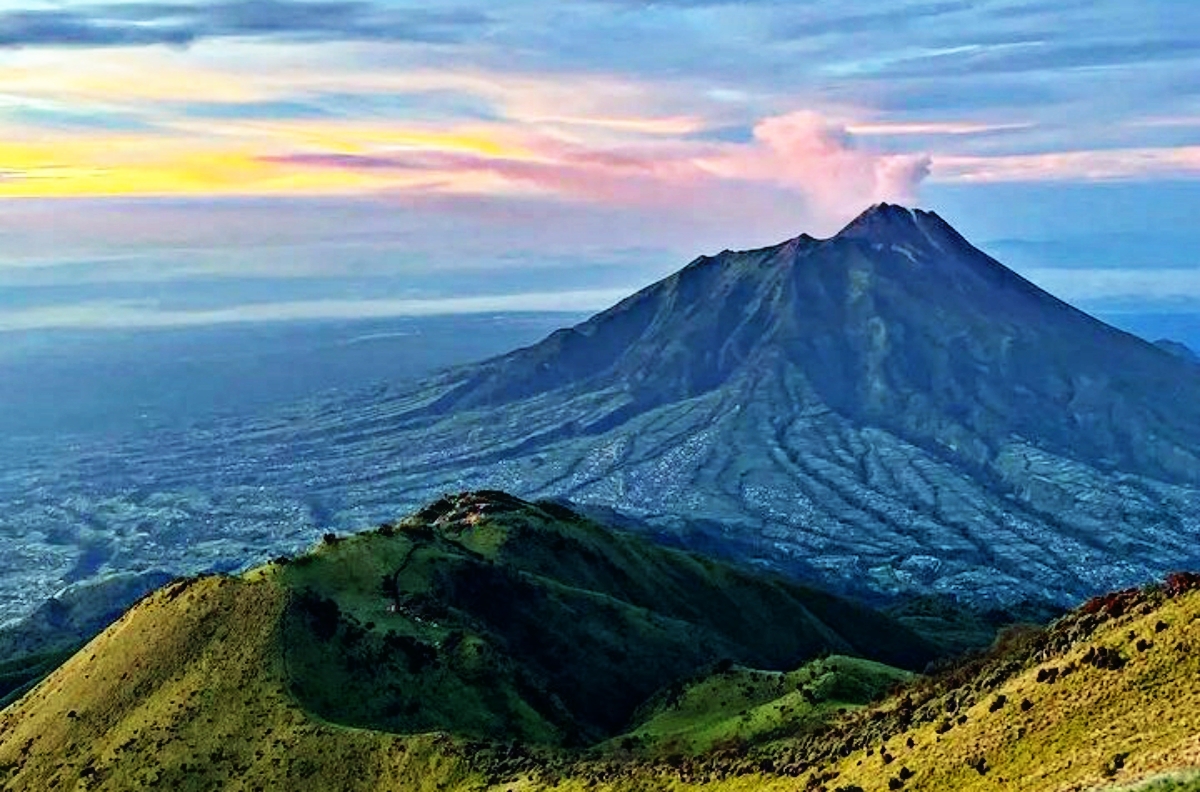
40, 202, 1200, 611
0, 494, 935, 789
2, 495, 1198, 791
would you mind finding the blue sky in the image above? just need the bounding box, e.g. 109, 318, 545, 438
0, 0, 1197, 330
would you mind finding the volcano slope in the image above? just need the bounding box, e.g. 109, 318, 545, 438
73, 203, 1200, 609
355, 203, 1200, 606
1, 495, 1198, 792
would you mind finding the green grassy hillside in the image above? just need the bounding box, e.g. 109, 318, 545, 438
0, 492, 935, 790
610, 656, 910, 756
276, 491, 937, 744
803, 575, 1200, 792
1, 493, 1197, 792
0, 574, 476, 791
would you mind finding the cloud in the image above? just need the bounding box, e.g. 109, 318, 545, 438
259, 144, 705, 204
877, 38, 1200, 80
0, 192, 824, 289
173, 99, 335, 121
1129, 116, 1200, 129
586, 0, 975, 34
0, 97, 155, 131
699, 111, 932, 216
0, 290, 634, 332
1021, 268, 1200, 306
767, 1, 976, 39
249, 90, 500, 123
934, 146, 1200, 183
0, 8, 193, 47
260, 110, 930, 222
845, 121, 1035, 137
0, 2, 490, 48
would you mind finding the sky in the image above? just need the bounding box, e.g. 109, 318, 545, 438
1, 0, 1199, 332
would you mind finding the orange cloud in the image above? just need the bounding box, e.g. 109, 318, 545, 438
0, 114, 552, 197
0, 136, 383, 197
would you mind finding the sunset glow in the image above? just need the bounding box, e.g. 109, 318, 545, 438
0, 0, 1196, 327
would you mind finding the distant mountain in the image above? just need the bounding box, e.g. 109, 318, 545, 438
9, 204, 1199, 613
409, 204, 1200, 481
0, 571, 172, 707
1156, 338, 1200, 364
3, 497, 1198, 791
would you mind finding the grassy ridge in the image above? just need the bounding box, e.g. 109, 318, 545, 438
0, 575, 491, 792
803, 581, 1200, 792
611, 656, 910, 756
0, 494, 1197, 791
275, 492, 937, 744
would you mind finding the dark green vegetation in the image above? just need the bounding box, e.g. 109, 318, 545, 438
611, 656, 910, 756
885, 595, 1066, 657
0, 647, 77, 710
277, 492, 937, 746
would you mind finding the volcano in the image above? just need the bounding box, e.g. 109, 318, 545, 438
71, 204, 1200, 606
412, 203, 1200, 484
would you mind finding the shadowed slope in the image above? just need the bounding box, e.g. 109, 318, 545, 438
277, 492, 937, 744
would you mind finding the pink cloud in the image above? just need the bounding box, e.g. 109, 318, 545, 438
697, 111, 931, 222
262, 143, 711, 205
262, 110, 932, 230
845, 121, 1035, 136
